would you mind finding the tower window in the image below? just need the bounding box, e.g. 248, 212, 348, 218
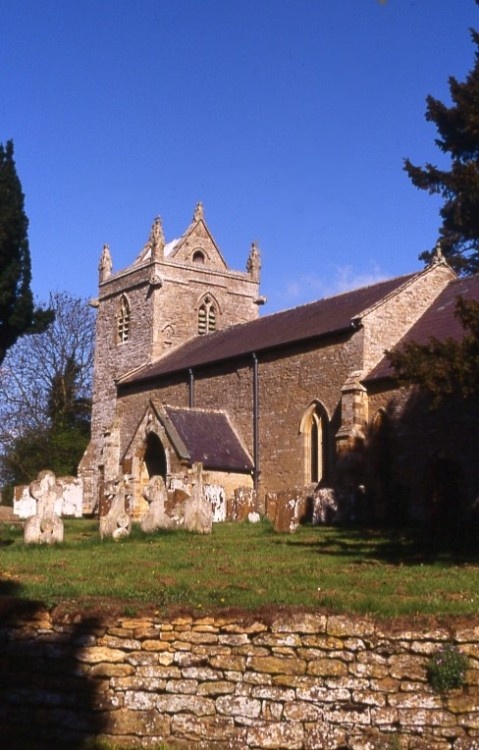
118, 295, 130, 343
198, 296, 217, 335
192, 250, 205, 264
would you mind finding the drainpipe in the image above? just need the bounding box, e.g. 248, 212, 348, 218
188, 368, 195, 408
252, 353, 260, 491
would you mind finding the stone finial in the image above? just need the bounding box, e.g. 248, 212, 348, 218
432, 240, 445, 265
149, 216, 165, 261
193, 201, 204, 222
99, 243, 112, 283
246, 241, 261, 282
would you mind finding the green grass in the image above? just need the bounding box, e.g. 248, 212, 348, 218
1, 518, 479, 618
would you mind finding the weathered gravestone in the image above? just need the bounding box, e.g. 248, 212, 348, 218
24, 470, 64, 545
183, 463, 213, 534
140, 475, 173, 532
99, 476, 132, 540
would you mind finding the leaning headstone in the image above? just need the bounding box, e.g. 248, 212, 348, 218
99, 476, 131, 540
141, 475, 172, 532
24, 470, 64, 545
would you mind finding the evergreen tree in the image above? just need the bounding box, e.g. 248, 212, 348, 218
404, 20, 479, 275
0, 140, 52, 364
387, 296, 479, 404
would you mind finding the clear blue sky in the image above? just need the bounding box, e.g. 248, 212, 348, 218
1, 0, 478, 313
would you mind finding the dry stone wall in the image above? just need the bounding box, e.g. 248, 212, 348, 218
1, 607, 478, 749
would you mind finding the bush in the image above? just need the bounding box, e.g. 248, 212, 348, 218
427, 643, 469, 692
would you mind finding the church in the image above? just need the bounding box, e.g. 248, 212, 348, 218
78, 204, 479, 528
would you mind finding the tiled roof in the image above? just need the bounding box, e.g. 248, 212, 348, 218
120, 273, 416, 385
164, 406, 253, 473
366, 274, 479, 382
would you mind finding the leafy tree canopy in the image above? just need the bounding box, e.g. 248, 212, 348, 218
0, 140, 53, 363
387, 296, 479, 404
0, 292, 95, 496
404, 17, 479, 275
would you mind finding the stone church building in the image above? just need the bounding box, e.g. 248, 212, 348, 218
78, 204, 479, 528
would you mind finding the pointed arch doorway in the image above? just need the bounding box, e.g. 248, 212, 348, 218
143, 432, 167, 480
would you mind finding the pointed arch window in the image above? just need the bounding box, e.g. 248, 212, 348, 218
301, 402, 329, 485
117, 295, 131, 343
198, 295, 217, 335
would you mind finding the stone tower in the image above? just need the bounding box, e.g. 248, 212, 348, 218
79, 204, 264, 512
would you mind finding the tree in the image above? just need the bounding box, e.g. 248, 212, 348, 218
0, 140, 53, 363
387, 296, 479, 404
404, 18, 479, 275
0, 292, 95, 495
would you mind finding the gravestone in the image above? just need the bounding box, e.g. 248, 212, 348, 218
24, 470, 64, 545
99, 476, 131, 540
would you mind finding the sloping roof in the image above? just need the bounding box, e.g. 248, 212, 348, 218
120, 273, 417, 385
366, 274, 479, 382
164, 406, 253, 473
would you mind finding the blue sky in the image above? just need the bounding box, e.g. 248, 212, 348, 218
1, 0, 478, 313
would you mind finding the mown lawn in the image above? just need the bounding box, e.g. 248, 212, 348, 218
1, 518, 479, 618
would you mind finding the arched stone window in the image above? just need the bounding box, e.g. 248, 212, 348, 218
198, 295, 217, 335
300, 402, 329, 485
192, 249, 205, 264
117, 295, 131, 343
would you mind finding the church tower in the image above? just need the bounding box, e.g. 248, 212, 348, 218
79, 204, 264, 512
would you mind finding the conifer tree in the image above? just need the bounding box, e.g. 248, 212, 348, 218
387, 296, 479, 404
0, 140, 52, 364
404, 18, 479, 275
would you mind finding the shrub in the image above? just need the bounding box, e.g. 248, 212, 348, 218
427, 643, 469, 692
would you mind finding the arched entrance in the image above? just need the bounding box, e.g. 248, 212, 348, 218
143, 432, 167, 479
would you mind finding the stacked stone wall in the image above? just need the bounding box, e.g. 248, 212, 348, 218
1, 608, 478, 749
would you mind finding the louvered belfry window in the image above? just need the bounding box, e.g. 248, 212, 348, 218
118, 295, 130, 343
198, 296, 216, 335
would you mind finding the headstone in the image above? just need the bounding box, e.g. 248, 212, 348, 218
312, 487, 338, 525
99, 476, 131, 540
273, 492, 300, 534
204, 484, 226, 522
141, 475, 172, 532
24, 470, 64, 545
229, 486, 256, 522
183, 463, 213, 534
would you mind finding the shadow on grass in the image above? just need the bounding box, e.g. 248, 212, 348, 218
0, 578, 108, 749
278, 522, 479, 566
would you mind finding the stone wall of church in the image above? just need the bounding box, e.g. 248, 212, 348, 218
366, 384, 479, 526
118, 330, 364, 500
361, 264, 455, 374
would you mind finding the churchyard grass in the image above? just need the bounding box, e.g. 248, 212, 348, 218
1, 519, 478, 618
